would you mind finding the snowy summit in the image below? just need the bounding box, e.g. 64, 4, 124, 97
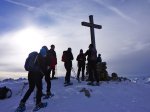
0, 76, 150, 112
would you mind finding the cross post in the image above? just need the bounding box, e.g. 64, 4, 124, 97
81, 15, 102, 49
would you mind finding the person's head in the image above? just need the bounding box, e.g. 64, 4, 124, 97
51, 44, 55, 50
68, 47, 72, 52
89, 44, 94, 49
40, 46, 48, 57
42, 46, 48, 52
98, 54, 101, 57
80, 49, 83, 54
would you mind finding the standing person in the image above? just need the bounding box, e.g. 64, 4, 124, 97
84, 44, 99, 86
39, 46, 53, 99
47, 44, 57, 80
96, 54, 102, 82
97, 54, 102, 63
62, 48, 74, 85
16, 50, 47, 112
76, 49, 86, 81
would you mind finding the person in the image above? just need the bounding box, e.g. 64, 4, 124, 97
84, 44, 99, 86
62, 48, 74, 84
16, 49, 47, 112
96, 53, 102, 81
97, 54, 102, 63
76, 49, 86, 81
39, 46, 53, 98
47, 44, 57, 80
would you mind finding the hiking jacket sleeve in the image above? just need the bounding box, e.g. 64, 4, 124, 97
71, 52, 74, 61
76, 54, 79, 61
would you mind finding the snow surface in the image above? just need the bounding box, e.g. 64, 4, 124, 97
0, 76, 150, 112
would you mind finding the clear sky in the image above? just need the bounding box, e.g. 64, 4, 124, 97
0, 0, 150, 78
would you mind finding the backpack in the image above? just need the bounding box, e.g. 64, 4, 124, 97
0, 86, 12, 99
61, 51, 67, 62
24, 51, 40, 72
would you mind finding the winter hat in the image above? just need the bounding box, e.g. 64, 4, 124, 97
40, 46, 48, 57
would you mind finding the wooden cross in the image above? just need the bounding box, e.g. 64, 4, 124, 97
81, 15, 102, 49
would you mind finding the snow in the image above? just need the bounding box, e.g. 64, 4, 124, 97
0, 76, 150, 112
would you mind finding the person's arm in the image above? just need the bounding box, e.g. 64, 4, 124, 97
54, 51, 57, 64
84, 50, 88, 56
76, 55, 79, 61
71, 52, 74, 61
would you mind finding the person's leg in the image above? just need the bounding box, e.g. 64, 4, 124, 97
67, 67, 72, 83
91, 61, 99, 85
65, 62, 72, 83
48, 68, 52, 78
77, 65, 81, 79
93, 64, 99, 83
65, 67, 70, 83
82, 64, 85, 81
88, 63, 94, 83
64, 63, 68, 83
45, 71, 51, 95
35, 73, 43, 105
20, 72, 35, 104
52, 68, 55, 78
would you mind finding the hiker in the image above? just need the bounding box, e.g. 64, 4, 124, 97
97, 54, 102, 63
47, 44, 57, 80
96, 54, 102, 81
84, 44, 99, 86
39, 46, 53, 99
76, 49, 86, 81
62, 48, 74, 85
16, 48, 47, 112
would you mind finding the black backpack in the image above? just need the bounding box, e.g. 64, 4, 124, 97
24, 51, 40, 72
0, 86, 12, 99
61, 51, 67, 62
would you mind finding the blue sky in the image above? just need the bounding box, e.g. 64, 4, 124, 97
0, 0, 150, 78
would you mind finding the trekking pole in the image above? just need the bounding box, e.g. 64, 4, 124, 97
20, 82, 28, 96
71, 67, 77, 79
16, 82, 28, 96
55, 65, 57, 77
72, 67, 81, 83
33, 87, 36, 102
72, 67, 82, 83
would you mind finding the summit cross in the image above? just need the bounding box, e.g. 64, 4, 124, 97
81, 15, 102, 49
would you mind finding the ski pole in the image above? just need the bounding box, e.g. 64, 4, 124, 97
71, 67, 77, 79
20, 82, 28, 96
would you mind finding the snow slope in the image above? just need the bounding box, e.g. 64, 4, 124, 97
0, 76, 150, 112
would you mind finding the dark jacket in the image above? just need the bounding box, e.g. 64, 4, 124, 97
76, 53, 86, 66
84, 48, 97, 62
47, 49, 57, 68
65, 51, 74, 62
64, 50, 74, 69
97, 56, 102, 63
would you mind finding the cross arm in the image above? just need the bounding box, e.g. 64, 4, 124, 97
81, 22, 102, 29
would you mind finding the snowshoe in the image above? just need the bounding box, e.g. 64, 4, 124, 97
95, 82, 100, 86
51, 77, 58, 80
87, 82, 94, 86
64, 82, 73, 87
33, 102, 47, 111
81, 77, 85, 81
76, 78, 81, 83
15, 104, 26, 112
43, 93, 54, 99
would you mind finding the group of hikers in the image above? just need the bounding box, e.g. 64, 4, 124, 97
16, 43, 102, 112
